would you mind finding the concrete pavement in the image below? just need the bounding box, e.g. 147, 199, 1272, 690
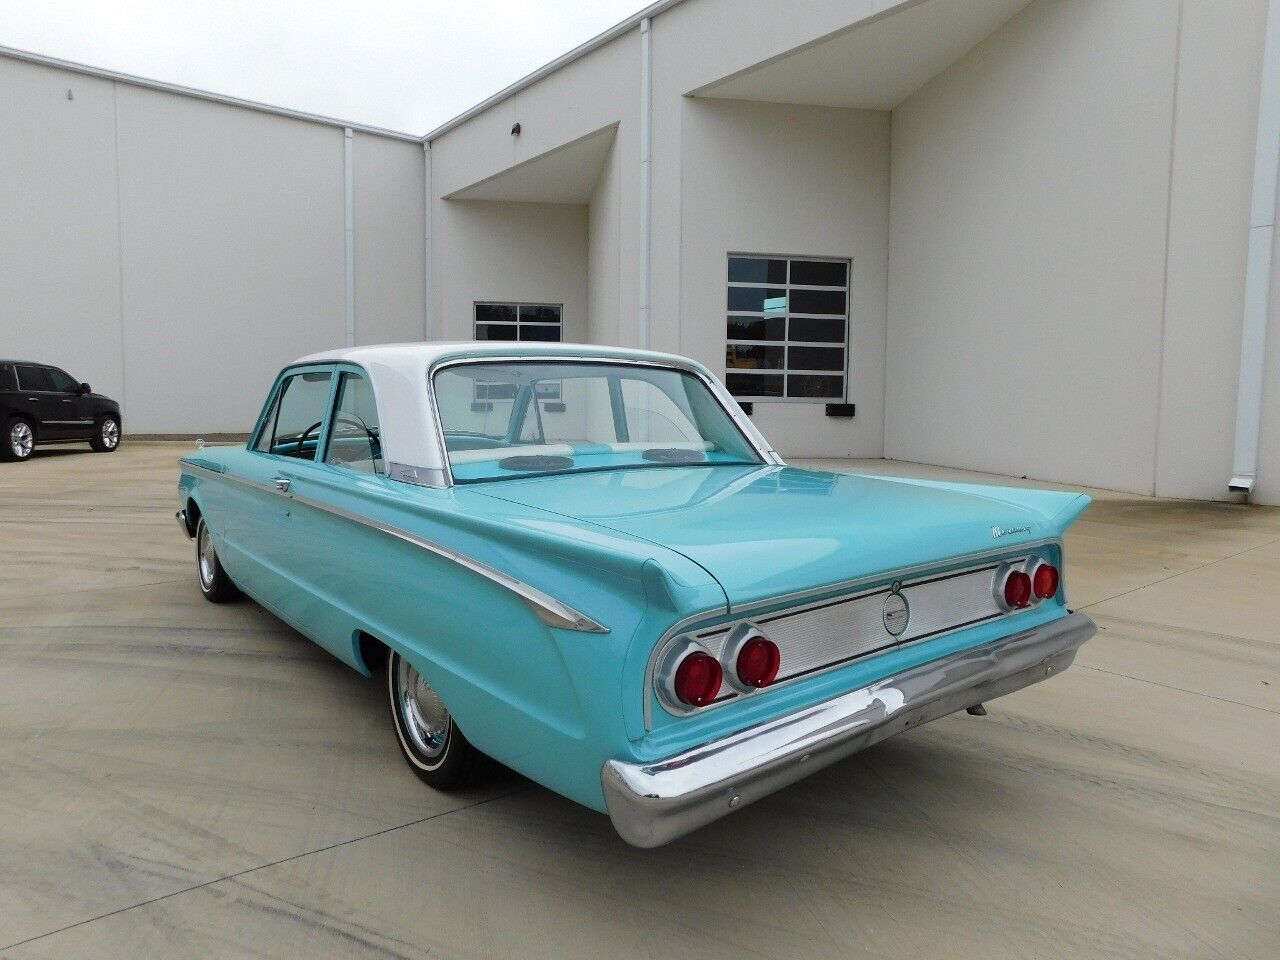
1, 443, 1277, 958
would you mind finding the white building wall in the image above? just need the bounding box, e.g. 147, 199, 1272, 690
886, 0, 1183, 495
1157, 0, 1270, 501
113, 84, 347, 433
431, 200, 589, 343
354, 133, 427, 347
0, 57, 125, 405
676, 99, 890, 457
1, 53, 425, 435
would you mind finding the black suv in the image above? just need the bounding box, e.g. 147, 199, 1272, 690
1, 361, 122, 462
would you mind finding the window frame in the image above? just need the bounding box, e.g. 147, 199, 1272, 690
320, 368, 385, 476
724, 253, 852, 403
248, 363, 339, 463
15, 364, 56, 393
472, 301, 564, 345
429, 356, 771, 486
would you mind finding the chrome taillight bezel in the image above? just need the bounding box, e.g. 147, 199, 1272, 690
721, 622, 780, 693
994, 562, 1033, 611
1025, 557, 1059, 601
655, 637, 721, 713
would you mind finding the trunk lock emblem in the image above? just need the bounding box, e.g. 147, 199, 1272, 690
883, 591, 910, 637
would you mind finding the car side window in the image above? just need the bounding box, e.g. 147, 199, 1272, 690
0, 364, 16, 391
15, 365, 54, 392
323, 372, 382, 474
46, 368, 78, 393
254, 370, 333, 460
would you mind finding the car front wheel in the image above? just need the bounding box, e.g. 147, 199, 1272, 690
386, 650, 485, 790
195, 517, 239, 602
2, 419, 35, 462
90, 415, 120, 453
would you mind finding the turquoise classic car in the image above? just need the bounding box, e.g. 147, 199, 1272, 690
176, 342, 1095, 847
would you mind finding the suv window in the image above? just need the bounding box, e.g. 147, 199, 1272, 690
254, 370, 333, 459
15, 365, 54, 392
0, 364, 15, 391
323, 372, 382, 474
46, 368, 79, 393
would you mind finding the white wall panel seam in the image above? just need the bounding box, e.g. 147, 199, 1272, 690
1152, 0, 1187, 498
111, 80, 128, 417
344, 127, 356, 347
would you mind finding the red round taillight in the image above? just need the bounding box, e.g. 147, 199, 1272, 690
735, 636, 781, 689
1003, 570, 1032, 609
673, 651, 723, 706
1033, 563, 1060, 599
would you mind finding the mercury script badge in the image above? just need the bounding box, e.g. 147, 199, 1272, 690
991, 525, 1031, 539
882, 591, 909, 636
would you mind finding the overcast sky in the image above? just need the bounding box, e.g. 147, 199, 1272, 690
0, 1, 648, 134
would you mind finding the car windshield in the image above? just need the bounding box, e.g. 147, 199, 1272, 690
433, 361, 763, 483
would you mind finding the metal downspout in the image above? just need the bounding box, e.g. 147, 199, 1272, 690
639, 16, 653, 350
424, 139, 434, 340
1230, 0, 1280, 494
343, 127, 356, 348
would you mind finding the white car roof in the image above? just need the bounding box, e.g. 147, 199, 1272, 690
287, 342, 778, 484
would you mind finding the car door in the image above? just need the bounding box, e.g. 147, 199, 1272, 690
235, 366, 338, 626
12, 364, 61, 438
44, 366, 93, 438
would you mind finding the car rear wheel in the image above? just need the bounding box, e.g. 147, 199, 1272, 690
90, 415, 120, 453
196, 517, 240, 602
2, 419, 35, 462
386, 650, 486, 790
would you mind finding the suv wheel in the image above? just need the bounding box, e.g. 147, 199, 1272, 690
90, 415, 121, 453
2, 419, 34, 462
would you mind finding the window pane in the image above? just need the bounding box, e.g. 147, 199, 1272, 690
519, 324, 561, 342
0, 365, 16, 391
475, 304, 516, 324
325, 373, 382, 474
47, 368, 78, 392
519, 304, 561, 322
788, 346, 845, 372
475, 323, 518, 341
726, 344, 784, 370
727, 287, 787, 313
436, 362, 761, 482
15, 365, 54, 391
790, 289, 847, 315
727, 315, 784, 341
268, 371, 332, 459
789, 317, 846, 343
728, 257, 786, 284
726, 372, 784, 397
787, 374, 843, 399
790, 260, 848, 287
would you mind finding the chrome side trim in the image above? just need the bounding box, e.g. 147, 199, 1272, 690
179, 461, 608, 633
605, 612, 1096, 847
387, 462, 448, 488
643, 538, 1064, 728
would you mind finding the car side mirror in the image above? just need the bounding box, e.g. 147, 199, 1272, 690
79, 382, 92, 395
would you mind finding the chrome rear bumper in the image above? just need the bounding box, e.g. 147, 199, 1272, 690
603, 611, 1095, 848
175, 509, 193, 539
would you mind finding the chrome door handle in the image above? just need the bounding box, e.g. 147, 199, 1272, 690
62, 399, 72, 404
27, 397, 38, 402
271, 476, 292, 493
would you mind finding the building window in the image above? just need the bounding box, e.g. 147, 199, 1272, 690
474, 302, 563, 343
724, 255, 849, 401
